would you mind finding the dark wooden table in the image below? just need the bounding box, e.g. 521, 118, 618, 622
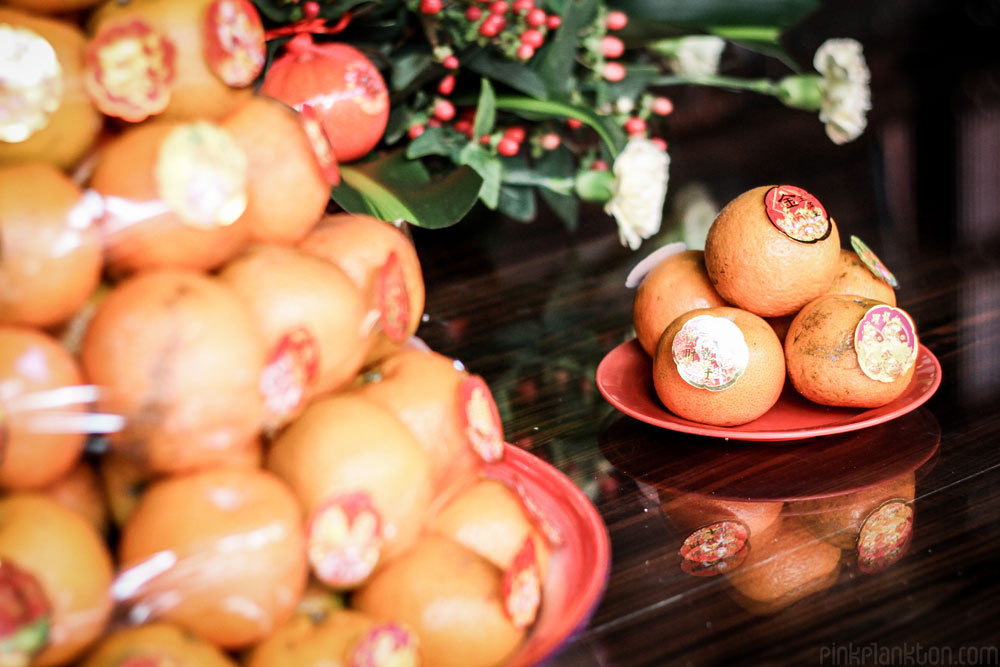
408, 6, 1000, 658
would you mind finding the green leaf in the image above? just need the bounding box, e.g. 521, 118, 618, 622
494, 96, 626, 156
331, 151, 483, 229
498, 184, 537, 222
575, 169, 615, 202
533, 0, 599, 100
465, 52, 549, 99
391, 48, 434, 92
459, 143, 502, 208
405, 127, 453, 159
539, 184, 579, 230
535, 147, 580, 229
607, 0, 820, 30
472, 78, 497, 141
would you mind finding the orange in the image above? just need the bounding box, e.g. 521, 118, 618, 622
353, 535, 525, 667
266, 394, 433, 590
117, 468, 308, 649
79, 622, 237, 667
653, 306, 786, 426
632, 249, 728, 357
0, 493, 113, 666
3, 0, 102, 12
826, 247, 897, 305
660, 493, 783, 542
765, 313, 796, 345
218, 244, 369, 428
81, 271, 266, 473
221, 96, 331, 245
726, 517, 842, 615
299, 213, 425, 365
245, 607, 420, 667
704, 185, 841, 317
0, 163, 102, 328
0, 8, 103, 172
38, 461, 109, 536
785, 295, 918, 407
356, 348, 504, 501
89, 120, 252, 275
0, 325, 87, 491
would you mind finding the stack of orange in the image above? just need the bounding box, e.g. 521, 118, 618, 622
632, 184, 919, 426
0, 2, 559, 664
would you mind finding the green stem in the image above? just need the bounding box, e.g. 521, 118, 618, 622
650, 74, 780, 96
493, 96, 625, 157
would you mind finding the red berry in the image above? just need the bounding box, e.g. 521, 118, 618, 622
567, 118, 582, 130
546, 14, 561, 29
651, 96, 674, 115
480, 15, 504, 36
526, 8, 546, 26
433, 99, 456, 121
443, 55, 459, 70
601, 35, 624, 58
540, 133, 560, 150
454, 119, 473, 136
302, 1, 320, 19
503, 126, 526, 142
409, 124, 425, 139
602, 62, 626, 81
521, 29, 544, 48
438, 74, 455, 95
419, 0, 442, 13
497, 137, 519, 156
516, 44, 535, 60
592, 159, 609, 171
606, 10, 627, 30
513, 0, 533, 11
480, 135, 492, 145
624, 117, 646, 134
465, 6, 482, 20
488, 1, 507, 14
427, 118, 442, 127
650, 137, 668, 151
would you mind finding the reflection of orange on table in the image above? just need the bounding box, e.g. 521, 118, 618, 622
661, 493, 783, 541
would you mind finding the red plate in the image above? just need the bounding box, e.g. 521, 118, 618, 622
490, 444, 611, 666
596, 339, 942, 442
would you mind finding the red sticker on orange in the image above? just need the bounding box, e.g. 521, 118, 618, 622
307, 491, 383, 589
376, 251, 410, 344
857, 499, 913, 574
851, 235, 899, 288
854, 305, 917, 383
458, 375, 504, 462
764, 185, 831, 243
679, 520, 750, 577
0, 560, 52, 663
348, 622, 420, 667
259, 327, 321, 420
502, 537, 542, 628
299, 104, 341, 186
0, 25, 63, 143
672, 315, 749, 391
84, 19, 176, 123
203, 0, 266, 88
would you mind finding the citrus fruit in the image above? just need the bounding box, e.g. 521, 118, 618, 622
221, 96, 332, 245
299, 213, 425, 365
632, 249, 728, 357
661, 493, 783, 543
81, 270, 266, 473
0, 493, 113, 666
356, 348, 505, 501
0, 8, 103, 171
259, 33, 389, 163
785, 295, 918, 407
89, 119, 252, 275
3, 0, 103, 13
218, 244, 369, 428
38, 461, 109, 536
0, 163, 102, 328
353, 535, 525, 667
266, 393, 433, 590
245, 607, 419, 667
116, 467, 308, 649
765, 313, 796, 345
0, 325, 88, 491
653, 306, 786, 426
79, 622, 237, 667
826, 247, 897, 305
726, 517, 842, 615
86, 0, 263, 122
704, 185, 841, 317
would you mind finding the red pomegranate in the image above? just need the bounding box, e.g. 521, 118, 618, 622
260, 33, 388, 163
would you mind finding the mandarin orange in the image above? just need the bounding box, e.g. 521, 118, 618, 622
826, 247, 897, 305
79, 622, 237, 667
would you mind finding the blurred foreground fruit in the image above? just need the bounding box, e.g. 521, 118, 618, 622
79, 622, 237, 667
38, 461, 109, 536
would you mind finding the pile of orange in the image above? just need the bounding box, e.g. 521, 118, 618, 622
633, 184, 920, 426
0, 2, 557, 664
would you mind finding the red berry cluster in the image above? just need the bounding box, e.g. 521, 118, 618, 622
420, 0, 560, 61
601, 11, 628, 81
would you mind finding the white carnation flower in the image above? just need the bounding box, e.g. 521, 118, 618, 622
605, 138, 670, 250
813, 38, 872, 144
670, 36, 726, 77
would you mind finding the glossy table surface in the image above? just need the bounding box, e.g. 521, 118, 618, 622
408, 6, 1000, 660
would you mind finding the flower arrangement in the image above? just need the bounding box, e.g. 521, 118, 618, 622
251, 0, 872, 248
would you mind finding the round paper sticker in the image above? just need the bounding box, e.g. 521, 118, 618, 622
672, 315, 749, 391
764, 185, 831, 243
307, 491, 383, 589
458, 375, 504, 462
850, 235, 899, 288
348, 622, 419, 667
203, 0, 265, 88
854, 305, 917, 383
502, 537, 542, 629
679, 521, 750, 577
0, 560, 52, 663
857, 499, 913, 574
299, 104, 341, 186
0, 25, 63, 143
84, 19, 176, 123
259, 327, 321, 420
375, 252, 410, 344
154, 122, 248, 229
